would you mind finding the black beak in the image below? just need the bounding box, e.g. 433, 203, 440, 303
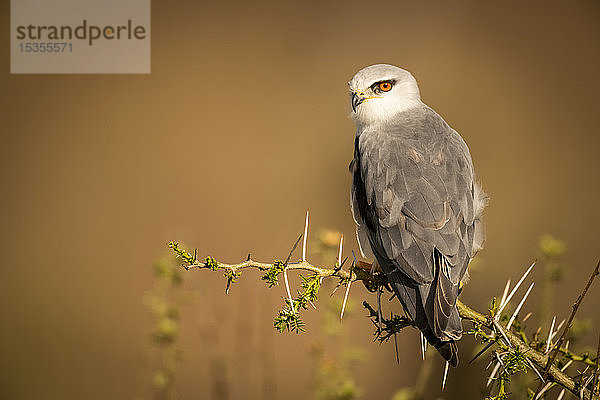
351, 92, 365, 113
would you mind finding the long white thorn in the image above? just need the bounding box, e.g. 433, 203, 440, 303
340, 269, 352, 321
420, 332, 426, 360
499, 279, 512, 310
283, 268, 295, 313
580, 375, 594, 400
556, 389, 565, 400
546, 316, 557, 353
442, 361, 449, 391
507, 282, 534, 330
338, 235, 343, 267
550, 319, 565, 342
536, 383, 552, 399
302, 210, 309, 262
561, 360, 573, 372
496, 261, 536, 319
487, 361, 501, 387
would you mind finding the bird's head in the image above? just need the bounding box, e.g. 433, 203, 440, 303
349, 64, 421, 126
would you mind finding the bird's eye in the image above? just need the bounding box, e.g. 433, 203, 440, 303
379, 81, 392, 92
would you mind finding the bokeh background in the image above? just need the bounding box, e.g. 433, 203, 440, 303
1, 1, 599, 399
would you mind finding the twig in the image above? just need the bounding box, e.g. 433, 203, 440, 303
171, 241, 597, 400
535, 360, 573, 400
537, 261, 600, 394
458, 301, 586, 397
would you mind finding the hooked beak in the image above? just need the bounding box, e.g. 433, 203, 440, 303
351, 92, 366, 113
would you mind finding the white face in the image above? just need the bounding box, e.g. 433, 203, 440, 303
349, 64, 421, 126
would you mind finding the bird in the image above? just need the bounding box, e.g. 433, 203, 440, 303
349, 64, 488, 367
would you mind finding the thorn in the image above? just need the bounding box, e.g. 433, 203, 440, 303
546, 316, 557, 353
377, 285, 382, 333
507, 282, 535, 330
580, 374, 594, 400
420, 332, 426, 361
442, 361, 449, 391
331, 281, 342, 296
340, 265, 353, 321
284, 234, 303, 266
308, 299, 317, 309
526, 358, 545, 383
194, 248, 198, 262
470, 341, 496, 364
394, 331, 400, 364
338, 235, 343, 268
226, 277, 232, 294
340, 256, 348, 268
522, 312, 533, 323
550, 319, 565, 342
556, 388, 565, 400
283, 268, 295, 313
493, 320, 513, 349
561, 360, 573, 372
246, 253, 251, 261
535, 382, 552, 400
496, 261, 535, 320
499, 279, 511, 310
302, 210, 309, 262
495, 351, 505, 367
487, 361, 501, 387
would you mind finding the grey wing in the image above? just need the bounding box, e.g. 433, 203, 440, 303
356, 114, 486, 343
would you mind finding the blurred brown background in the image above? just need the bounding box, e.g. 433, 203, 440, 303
1, 1, 599, 399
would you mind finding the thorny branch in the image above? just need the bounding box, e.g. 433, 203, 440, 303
168, 241, 600, 399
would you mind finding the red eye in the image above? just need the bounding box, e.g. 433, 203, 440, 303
379, 82, 392, 92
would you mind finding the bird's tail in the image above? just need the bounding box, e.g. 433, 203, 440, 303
386, 268, 460, 367
435, 340, 459, 367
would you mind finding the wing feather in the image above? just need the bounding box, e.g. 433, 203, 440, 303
350, 105, 486, 358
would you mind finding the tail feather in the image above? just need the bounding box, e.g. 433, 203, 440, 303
436, 340, 459, 367
386, 262, 462, 367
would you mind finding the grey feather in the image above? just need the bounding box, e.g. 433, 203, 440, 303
351, 103, 486, 367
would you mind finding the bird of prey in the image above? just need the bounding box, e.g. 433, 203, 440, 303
349, 64, 487, 366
